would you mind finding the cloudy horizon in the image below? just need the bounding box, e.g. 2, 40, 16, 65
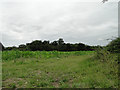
0, 0, 118, 47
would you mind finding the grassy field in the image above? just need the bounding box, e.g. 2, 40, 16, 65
2, 51, 118, 88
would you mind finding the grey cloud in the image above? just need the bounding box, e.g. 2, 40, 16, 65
1, 1, 118, 47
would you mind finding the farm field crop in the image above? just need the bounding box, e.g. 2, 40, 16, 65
2, 51, 118, 88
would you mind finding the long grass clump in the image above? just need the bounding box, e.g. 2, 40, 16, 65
94, 48, 118, 82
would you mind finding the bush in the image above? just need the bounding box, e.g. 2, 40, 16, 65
94, 48, 111, 62
106, 38, 120, 53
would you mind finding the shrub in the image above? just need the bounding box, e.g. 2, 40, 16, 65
106, 38, 120, 53
94, 48, 111, 62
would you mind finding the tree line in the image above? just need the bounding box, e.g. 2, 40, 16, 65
1, 38, 103, 51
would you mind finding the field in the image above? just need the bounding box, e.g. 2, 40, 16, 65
2, 51, 118, 88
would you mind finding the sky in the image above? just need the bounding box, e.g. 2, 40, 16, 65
0, 0, 119, 47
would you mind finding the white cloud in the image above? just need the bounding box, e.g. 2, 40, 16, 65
0, 1, 118, 46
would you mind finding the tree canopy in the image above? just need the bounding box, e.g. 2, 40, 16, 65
4, 38, 97, 51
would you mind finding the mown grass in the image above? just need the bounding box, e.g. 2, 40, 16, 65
2, 51, 118, 88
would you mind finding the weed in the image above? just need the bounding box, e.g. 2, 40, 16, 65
2, 51, 118, 88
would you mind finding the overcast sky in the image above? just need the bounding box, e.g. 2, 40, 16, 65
0, 0, 119, 47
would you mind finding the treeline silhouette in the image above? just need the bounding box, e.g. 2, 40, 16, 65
1, 38, 102, 51
0, 42, 4, 51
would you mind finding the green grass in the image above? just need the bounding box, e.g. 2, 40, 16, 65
0, 51, 2, 88
2, 51, 94, 61
2, 51, 118, 88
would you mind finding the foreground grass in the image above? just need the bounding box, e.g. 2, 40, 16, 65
2, 51, 118, 88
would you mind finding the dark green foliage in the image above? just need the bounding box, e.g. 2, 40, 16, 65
58, 38, 64, 45
4, 38, 97, 51
0, 42, 4, 51
27, 40, 43, 51
5, 46, 17, 51
106, 37, 120, 53
18, 44, 27, 51
94, 48, 111, 62
77, 43, 86, 51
